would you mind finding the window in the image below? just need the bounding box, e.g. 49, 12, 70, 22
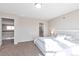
7, 26, 14, 30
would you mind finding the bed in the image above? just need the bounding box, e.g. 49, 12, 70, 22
34, 35, 79, 56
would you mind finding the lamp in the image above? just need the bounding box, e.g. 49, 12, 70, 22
51, 29, 55, 35
50, 29, 57, 37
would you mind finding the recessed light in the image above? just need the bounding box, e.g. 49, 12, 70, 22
35, 3, 41, 8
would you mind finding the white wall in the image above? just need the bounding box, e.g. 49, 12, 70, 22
0, 12, 48, 44
15, 17, 48, 43
48, 9, 79, 40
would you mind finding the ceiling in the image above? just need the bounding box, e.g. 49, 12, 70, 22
0, 3, 79, 20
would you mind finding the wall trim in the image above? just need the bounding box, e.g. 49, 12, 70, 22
14, 41, 18, 45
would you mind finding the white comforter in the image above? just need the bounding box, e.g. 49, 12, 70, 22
37, 37, 63, 52
34, 37, 79, 56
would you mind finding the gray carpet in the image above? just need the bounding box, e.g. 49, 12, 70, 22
0, 41, 43, 56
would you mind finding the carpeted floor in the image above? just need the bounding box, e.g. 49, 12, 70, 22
0, 41, 43, 56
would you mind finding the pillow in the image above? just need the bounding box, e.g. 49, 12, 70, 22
64, 35, 73, 41
55, 34, 73, 41
55, 35, 66, 40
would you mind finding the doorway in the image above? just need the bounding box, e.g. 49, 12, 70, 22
2, 18, 14, 46
39, 23, 44, 37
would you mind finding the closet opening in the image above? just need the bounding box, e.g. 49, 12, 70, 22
2, 18, 14, 46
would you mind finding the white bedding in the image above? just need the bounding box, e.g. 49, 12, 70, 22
38, 37, 63, 52
34, 37, 79, 56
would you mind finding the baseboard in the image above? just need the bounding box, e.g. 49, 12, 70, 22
14, 40, 34, 45
14, 41, 18, 45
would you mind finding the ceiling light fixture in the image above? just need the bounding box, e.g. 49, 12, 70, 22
35, 3, 41, 8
